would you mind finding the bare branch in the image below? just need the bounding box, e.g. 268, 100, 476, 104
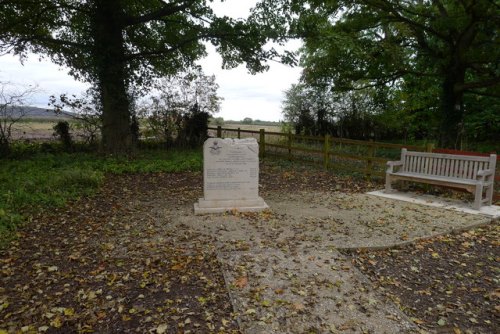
0, 81, 40, 148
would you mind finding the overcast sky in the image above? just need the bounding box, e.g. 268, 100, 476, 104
0, 0, 301, 122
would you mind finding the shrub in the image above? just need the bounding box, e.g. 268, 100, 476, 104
53, 121, 73, 150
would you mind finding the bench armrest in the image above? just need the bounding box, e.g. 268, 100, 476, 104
477, 169, 495, 178
386, 160, 403, 173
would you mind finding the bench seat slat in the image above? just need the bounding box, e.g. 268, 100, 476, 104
387, 172, 480, 186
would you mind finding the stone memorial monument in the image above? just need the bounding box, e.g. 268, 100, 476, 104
194, 137, 269, 214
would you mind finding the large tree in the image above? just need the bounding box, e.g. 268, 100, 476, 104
0, 0, 286, 153
256, 0, 500, 148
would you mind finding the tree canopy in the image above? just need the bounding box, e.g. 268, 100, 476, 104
256, 0, 500, 148
0, 0, 289, 153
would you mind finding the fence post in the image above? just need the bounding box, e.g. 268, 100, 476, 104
237, 127, 241, 139
426, 142, 435, 152
259, 129, 265, 158
324, 135, 330, 169
287, 131, 293, 161
366, 139, 374, 180
217, 125, 222, 138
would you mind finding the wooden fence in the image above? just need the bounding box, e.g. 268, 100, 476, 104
208, 126, 429, 177
208, 126, 499, 202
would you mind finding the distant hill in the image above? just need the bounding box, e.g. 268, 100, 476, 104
3, 106, 75, 119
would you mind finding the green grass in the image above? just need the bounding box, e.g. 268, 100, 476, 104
0, 147, 202, 244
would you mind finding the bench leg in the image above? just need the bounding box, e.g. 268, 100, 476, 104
385, 174, 393, 193
474, 185, 483, 210
485, 183, 493, 206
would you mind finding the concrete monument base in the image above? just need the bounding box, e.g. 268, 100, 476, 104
194, 197, 269, 215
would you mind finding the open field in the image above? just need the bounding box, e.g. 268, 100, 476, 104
9, 120, 285, 141
213, 122, 282, 133
10, 121, 60, 140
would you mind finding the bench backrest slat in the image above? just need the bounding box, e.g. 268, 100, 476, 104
471, 161, 477, 179
400, 149, 496, 180
405, 151, 492, 161
463, 160, 469, 179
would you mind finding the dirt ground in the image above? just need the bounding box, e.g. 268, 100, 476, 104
0, 162, 498, 333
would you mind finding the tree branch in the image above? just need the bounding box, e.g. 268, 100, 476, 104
456, 77, 500, 92
464, 89, 500, 98
124, 0, 197, 27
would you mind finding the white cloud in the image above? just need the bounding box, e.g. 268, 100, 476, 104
198, 42, 301, 121
0, 54, 89, 107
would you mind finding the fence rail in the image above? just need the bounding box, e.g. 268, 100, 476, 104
208, 126, 499, 202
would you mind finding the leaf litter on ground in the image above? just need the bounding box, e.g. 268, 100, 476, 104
0, 160, 497, 333
345, 222, 499, 333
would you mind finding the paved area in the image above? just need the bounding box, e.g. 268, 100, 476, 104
368, 190, 500, 218
164, 191, 495, 333
218, 249, 415, 333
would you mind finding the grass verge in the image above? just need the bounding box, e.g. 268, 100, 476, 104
0, 148, 202, 245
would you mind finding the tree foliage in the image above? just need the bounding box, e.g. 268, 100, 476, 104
258, 0, 500, 148
282, 83, 412, 140
0, 0, 289, 153
53, 120, 73, 150
242, 117, 253, 124
139, 67, 221, 147
49, 89, 103, 145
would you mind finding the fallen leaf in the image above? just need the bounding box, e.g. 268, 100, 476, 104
233, 276, 248, 289
50, 316, 63, 328
156, 324, 168, 334
292, 303, 305, 311
171, 264, 184, 270
0, 301, 9, 312
63, 308, 75, 316
261, 300, 272, 307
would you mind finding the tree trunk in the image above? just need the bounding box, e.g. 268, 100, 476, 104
92, 0, 132, 154
438, 65, 466, 149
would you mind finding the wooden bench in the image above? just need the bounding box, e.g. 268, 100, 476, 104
386, 149, 497, 209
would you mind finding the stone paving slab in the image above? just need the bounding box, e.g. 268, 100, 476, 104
266, 192, 492, 249
218, 249, 417, 334
368, 190, 500, 218
173, 191, 491, 252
